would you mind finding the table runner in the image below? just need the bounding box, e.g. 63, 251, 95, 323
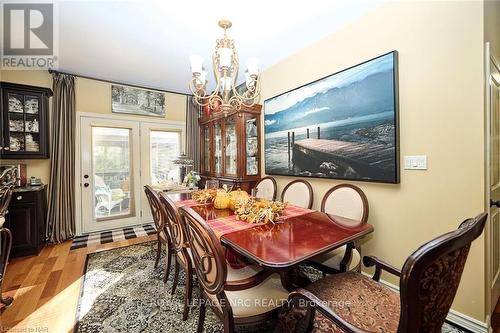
175, 199, 314, 268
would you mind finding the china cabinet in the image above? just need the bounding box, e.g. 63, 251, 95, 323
199, 105, 261, 192
0, 82, 52, 159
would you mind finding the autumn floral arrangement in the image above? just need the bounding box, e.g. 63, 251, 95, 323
235, 199, 287, 224
191, 188, 217, 203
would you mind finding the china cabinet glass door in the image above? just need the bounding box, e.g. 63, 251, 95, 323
6, 93, 42, 153
245, 116, 259, 176
203, 126, 210, 174
225, 117, 237, 175
214, 122, 223, 174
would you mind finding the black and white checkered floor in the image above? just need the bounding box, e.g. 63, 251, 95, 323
70, 224, 157, 250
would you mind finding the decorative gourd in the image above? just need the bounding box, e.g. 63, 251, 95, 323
229, 190, 249, 211
213, 190, 231, 209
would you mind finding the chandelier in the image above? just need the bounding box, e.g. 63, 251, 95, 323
189, 19, 261, 114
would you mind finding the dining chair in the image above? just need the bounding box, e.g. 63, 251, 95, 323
158, 192, 194, 321
180, 205, 289, 333
253, 176, 277, 200
281, 213, 488, 333
280, 180, 313, 209
143, 186, 173, 280
309, 184, 369, 274
0, 185, 14, 306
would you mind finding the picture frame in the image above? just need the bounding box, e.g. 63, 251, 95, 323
264, 51, 400, 184
111, 84, 166, 117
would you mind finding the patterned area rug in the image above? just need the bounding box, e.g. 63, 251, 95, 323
76, 241, 468, 333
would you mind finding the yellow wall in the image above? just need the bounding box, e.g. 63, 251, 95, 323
260, 1, 486, 321
0, 70, 187, 183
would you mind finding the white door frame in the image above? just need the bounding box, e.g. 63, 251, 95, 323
75, 112, 185, 235
484, 42, 500, 326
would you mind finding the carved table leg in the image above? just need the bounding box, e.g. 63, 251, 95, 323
0, 228, 13, 307
280, 267, 312, 291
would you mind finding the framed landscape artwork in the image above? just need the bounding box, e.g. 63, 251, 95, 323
264, 51, 399, 183
111, 84, 166, 117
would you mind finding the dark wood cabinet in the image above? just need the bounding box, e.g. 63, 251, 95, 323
0, 82, 52, 159
4, 185, 47, 258
199, 105, 261, 192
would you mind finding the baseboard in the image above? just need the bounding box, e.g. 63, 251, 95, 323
361, 272, 489, 333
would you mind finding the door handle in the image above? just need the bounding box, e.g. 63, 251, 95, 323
490, 199, 500, 208
83, 183, 90, 188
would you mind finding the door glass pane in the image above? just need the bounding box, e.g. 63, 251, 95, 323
246, 117, 258, 175
215, 123, 222, 174
150, 130, 181, 184
225, 119, 237, 174
92, 127, 132, 219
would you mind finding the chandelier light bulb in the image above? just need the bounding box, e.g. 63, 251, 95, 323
246, 58, 259, 76
190, 55, 203, 74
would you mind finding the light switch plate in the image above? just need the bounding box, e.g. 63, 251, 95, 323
404, 155, 427, 170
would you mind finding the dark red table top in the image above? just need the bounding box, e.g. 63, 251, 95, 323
167, 192, 374, 269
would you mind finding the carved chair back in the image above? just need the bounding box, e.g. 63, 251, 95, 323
0, 185, 13, 223
281, 180, 313, 209
398, 213, 487, 333
144, 185, 164, 232
254, 177, 277, 201
180, 205, 227, 295
321, 184, 369, 224
159, 192, 188, 252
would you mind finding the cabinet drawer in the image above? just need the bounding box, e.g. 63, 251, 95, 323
10, 191, 36, 204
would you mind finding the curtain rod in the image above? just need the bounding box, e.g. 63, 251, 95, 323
47, 68, 191, 97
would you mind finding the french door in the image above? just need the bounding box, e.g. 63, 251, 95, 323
486, 43, 500, 321
79, 115, 184, 234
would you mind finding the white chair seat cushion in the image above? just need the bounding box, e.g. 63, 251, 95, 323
176, 247, 194, 267
311, 245, 360, 271
207, 273, 288, 318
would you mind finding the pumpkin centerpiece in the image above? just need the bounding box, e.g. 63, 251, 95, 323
228, 189, 250, 211
213, 185, 232, 209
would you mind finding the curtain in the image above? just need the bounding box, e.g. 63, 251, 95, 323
185, 96, 200, 172
46, 73, 76, 243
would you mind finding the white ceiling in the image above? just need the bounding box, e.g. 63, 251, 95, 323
55, 0, 384, 93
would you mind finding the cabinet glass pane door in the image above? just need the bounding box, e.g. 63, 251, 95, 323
92, 127, 132, 219
150, 131, 181, 184
7, 93, 41, 153
225, 119, 237, 175
246, 117, 258, 175
215, 123, 222, 174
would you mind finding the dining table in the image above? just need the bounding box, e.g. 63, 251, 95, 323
167, 192, 374, 289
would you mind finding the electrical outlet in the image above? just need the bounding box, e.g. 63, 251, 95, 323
404, 155, 427, 170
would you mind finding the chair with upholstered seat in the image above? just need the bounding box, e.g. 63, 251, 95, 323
253, 176, 277, 201
180, 205, 289, 333
281, 180, 313, 209
281, 213, 487, 333
144, 186, 173, 280
309, 184, 369, 274
158, 192, 194, 321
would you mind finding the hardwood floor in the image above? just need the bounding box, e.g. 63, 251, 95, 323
1, 234, 500, 333
0, 234, 157, 333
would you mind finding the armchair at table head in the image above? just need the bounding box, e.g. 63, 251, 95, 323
282, 213, 487, 333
